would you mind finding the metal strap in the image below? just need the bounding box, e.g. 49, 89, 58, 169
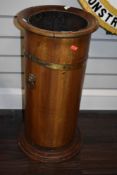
24, 51, 86, 71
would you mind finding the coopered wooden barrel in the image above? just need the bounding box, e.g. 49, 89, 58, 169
16, 5, 98, 162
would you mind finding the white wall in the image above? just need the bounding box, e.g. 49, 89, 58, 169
0, 0, 117, 110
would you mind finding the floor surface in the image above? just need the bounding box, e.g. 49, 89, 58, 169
0, 110, 117, 175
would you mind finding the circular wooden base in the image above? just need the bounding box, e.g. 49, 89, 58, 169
18, 131, 81, 162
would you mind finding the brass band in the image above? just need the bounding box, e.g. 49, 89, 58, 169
24, 51, 86, 71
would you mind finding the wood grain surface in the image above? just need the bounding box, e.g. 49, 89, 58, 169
16, 7, 98, 160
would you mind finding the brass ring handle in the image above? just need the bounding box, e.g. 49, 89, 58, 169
27, 73, 36, 88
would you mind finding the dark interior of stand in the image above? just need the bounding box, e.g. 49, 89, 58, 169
28, 11, 88, 32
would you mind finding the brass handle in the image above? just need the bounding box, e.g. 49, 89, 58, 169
27, 73, 36, 88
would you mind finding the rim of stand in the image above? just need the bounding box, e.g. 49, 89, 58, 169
16, 5, 99, 38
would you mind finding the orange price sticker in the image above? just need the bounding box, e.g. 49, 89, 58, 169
70, 45, 79, 51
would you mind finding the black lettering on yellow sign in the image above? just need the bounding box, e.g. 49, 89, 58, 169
86, 0, 117, 28
79, 0, 117, 34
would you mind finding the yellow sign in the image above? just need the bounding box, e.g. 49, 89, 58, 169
79, 0, 117, 34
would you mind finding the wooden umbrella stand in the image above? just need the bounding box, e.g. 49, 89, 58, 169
16, 5, 98, 162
